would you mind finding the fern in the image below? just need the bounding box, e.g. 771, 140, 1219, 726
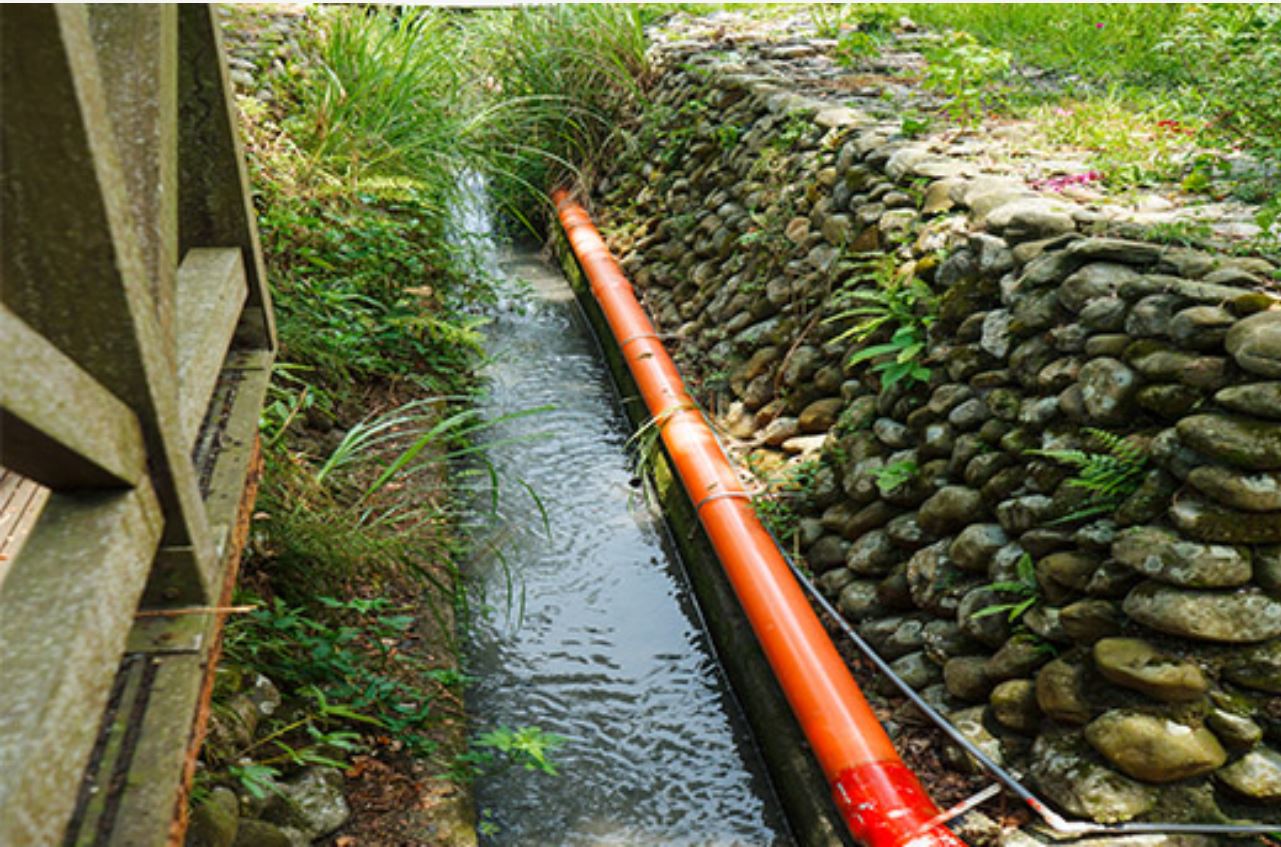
1027, 428, 1147, 524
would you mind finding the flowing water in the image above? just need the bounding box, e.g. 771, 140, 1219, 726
463, 243, 792, 846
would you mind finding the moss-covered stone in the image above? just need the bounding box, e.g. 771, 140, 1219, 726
1123, 581, 1281, 643
1222, 639, 1281, 693
1060, 599, 1124, 644
1170, 495, 1281, 544
943, 655, 993, 702
1112, 525, 1251, 588
1215, 382, 1281, 421
1215, 747, 1281, 801
1029, 731, 1156, 822
1187, 465, 1281, 512
1135, 383, 1203, 419
1092, 637, 1207, 703
186, 787, 239, 847
1176, 414, 1281, 471
1226, 310, 1281, 377
1084, 710, 1226, 783
990, 678, 1041, 734
1207, 707, 1264, 750
985, 636, 1053, 683
1036, 657, 1093, 724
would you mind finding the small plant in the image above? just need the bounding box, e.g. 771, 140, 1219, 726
809, 4, 852, 39
1139, 218, 1216, 248
971, 553, 1039, 624
922, 32, 1012, 127
715, 123, 742, 151
1027, 428, 1148, 524
473, 725, 566, 776
752, 458, 822, 549
844, 317, 932, 390
828, 257, 938, 392
900, 111, 932, 139
772, 114, 812, 151
834, 31, 883, 66
870, 460, 918, 495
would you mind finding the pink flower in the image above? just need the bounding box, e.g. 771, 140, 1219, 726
1095, 22, 1104, 29
1031, 171, 1103, 192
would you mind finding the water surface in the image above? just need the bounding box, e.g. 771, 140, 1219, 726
464, 247, 791, 847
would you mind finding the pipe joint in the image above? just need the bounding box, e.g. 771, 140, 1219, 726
834, 763, 967, 847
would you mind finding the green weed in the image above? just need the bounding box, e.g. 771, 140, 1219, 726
971, 553, 1039, 625
461, 5, 649, 228
894, 4, 1188, 86
473, 725, 566, 776
210, 595, 464, 786
828, 257, 938, 392
870, 459, 918, 496
1028, 428, 1148, 525
1024, 92, 1193, 188
752, 458, 823, 552
922, 32, 1012, 127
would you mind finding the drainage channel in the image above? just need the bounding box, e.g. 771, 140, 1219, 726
463, 244, 793, 847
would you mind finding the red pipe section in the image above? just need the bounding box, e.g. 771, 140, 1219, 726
553, 189, 967, 847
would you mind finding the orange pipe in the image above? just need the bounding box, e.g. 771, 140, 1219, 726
554, 189, 967, 847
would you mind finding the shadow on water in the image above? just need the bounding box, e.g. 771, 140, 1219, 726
460, 189, 791, 845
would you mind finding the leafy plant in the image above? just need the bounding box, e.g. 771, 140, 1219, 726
834, 30, 884, 66
715, 123, 742, 151
462, 4, 649, 227
294, 8, 466, 186
473, 725, 566, 776
900, 111, 932, 139
809, 4, 853, 39
1027, 428, 1148, 524
870, 460, 918, 495
772, 114, 813, 151
207, 594, 465, 798
828, 257, 938, 392
923, 32, 1012, 127
752, 458, 822, 551
971, 553, 1039, 624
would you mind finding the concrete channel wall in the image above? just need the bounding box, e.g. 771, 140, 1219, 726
584, 25, 1281, 837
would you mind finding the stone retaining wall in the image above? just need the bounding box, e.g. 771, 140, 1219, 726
592, 32, 1281, 829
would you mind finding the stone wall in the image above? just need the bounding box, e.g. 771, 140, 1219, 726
592, 30, 1281, 828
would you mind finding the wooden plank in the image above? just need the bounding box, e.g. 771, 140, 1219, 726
0, 477, 51, 592
143, 351, 270, 608
0, 306, 148, 489
3, 482, 50, 554
0, 483, 163, 847
175, 248, 247, 447
0, 470, 22, 514
76, 439, 267, 847
200, 351, 272, 548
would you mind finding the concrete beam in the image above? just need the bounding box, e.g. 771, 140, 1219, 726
0, 306, 147, 489
175, 248, 248, 447
1, 5, 216, 593
177, 5, 275, 351
0, 483, 163, 846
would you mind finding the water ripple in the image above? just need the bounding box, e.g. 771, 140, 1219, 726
464, 250, 790, 846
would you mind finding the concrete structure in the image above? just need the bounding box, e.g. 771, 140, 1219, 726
0, 6, 274, 844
